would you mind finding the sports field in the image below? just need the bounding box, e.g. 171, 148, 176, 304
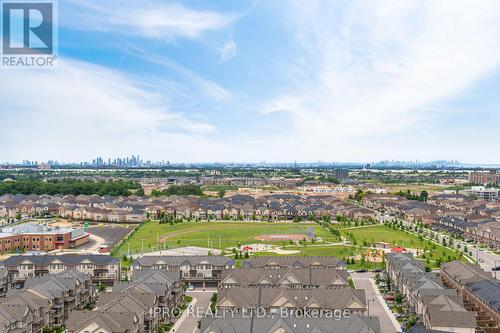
115, 221, 463, 269
116, 221, 337, 255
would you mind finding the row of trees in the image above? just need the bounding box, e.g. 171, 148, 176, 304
151, 184, 203, 197
0, 179, 143, 196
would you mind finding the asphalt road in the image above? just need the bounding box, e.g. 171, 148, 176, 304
175, 289, 215, 333
351, 272, 401, 333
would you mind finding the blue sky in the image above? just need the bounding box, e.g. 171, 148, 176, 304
1, 0, 499, 164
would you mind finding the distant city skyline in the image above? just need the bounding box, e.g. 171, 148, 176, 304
2, 156, 499, 169
1, 1, 499, 163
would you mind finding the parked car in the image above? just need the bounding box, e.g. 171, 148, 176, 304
492, 266, 500, 271
372, 268, 383, 272
356, 269, 367, 273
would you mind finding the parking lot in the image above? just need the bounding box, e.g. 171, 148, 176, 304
79, 225, 134, 251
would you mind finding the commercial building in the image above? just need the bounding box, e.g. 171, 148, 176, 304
0, 223, 88, 254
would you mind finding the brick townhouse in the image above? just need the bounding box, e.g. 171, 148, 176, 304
131, 255, 235, 288
440, 260, 500, 333
2, 254, 120, 287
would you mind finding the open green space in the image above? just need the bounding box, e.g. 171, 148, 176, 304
116, 221, 464, 269
116, 221, 337, 255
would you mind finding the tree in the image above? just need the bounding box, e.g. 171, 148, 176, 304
419, 190, 428, 202
97, 282, 106, 293
394, 292, 403, 305
218, 190, 226, 198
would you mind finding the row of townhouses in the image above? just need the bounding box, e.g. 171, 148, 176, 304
0, 193, 376, 224
362, 193, 500, 250
218, 266, 349, 289
130, 255, 235, 288
199, 314, 381, 333
0, 270, 94, 333
386, 252, 477, 333
441, 260, 500, 332
1, 254, 121, 287
67, 269, 184, 333
206, 256, 379, 333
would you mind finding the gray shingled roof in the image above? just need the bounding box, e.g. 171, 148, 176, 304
133, 255, 233, 267
200, 314, 380, 333
243, 256, 345, 269
3, 254, 119, 266
468, 279, 500, 311
217, 286, 366, 310
220, 267, 348, 287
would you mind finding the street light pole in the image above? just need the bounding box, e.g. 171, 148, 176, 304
141, 239, 144, 253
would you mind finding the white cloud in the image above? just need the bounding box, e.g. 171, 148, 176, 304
219, 40, 238, 63
62, 0, 234, 40
127, 45, 232, 101
261, 0, 500, 162
0, 58, 222, 162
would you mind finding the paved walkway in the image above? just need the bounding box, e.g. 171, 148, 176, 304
174, 290, 214, 333
351, 272, 401, 333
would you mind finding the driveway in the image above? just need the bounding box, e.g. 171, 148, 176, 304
174, 289, 215, 333
351, 272, 401, 333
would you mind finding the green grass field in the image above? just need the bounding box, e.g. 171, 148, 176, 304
116, 221, 337, 255
116, 221, 464, 269
344, 225, 462, 267
346, 224, 427, 248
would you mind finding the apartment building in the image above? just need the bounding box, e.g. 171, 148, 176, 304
441, 260, 500, 332
0, 223, 88, 254
200, 314, 381, 333
386, 253, 476, 333
131, 256, 235, 287
460, 186, 500, 201
242, 256, 346, 270
469, 171, 498, 186
219, 267, 348, 289
3, 254, 120, 287
217, 286, 367, 314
